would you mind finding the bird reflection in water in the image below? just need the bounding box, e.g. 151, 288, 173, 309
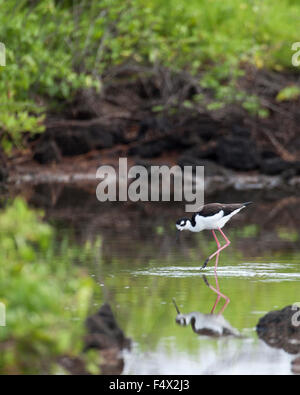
173, 258, 239, 337
203, 250, 230, 315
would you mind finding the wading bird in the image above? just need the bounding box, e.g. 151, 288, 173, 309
176, 202, 252, 269
172, 272, 239, 337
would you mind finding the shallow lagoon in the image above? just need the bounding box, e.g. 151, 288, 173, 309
5, 185, 300, 374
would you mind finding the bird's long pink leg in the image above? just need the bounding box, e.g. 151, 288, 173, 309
210, 232, 221, 311
209, 228, 231, 261
202, 228, 231, 268
207, 271, 230, 315
219, 227, 230, 245
210, 267, 221, 313
202, 231, 230, 312
209, 286, 230, 314
212, 230, 220, 272
214, 268, 230, 314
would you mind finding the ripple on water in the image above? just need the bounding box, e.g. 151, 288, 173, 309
131, 262, 300, 282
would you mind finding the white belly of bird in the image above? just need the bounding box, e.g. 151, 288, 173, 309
192, 208, 243, 231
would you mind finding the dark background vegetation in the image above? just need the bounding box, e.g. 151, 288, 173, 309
0, 0, 300, 180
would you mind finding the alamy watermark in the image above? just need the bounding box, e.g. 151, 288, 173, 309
0, 42, 5, 66
291, 302, 300, 327
0, 302, 5, 327
96, 158, 204, 212
291, 42, 300, 67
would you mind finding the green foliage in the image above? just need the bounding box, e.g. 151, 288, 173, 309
277, 227, 299, 242
276, 85, 300, 102
0, 198, 53, 259
236, 224, 259, 238
156, 226, 164, 235
0, 0, 300, 149
0, 0, 100, 152
0, 198, 100, 374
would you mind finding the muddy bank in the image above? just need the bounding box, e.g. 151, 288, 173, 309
5, 69, 300, 191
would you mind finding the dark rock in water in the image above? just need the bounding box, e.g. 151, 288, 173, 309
84, 303, 131, 351
231, 125, 251, 139
260, 157, 291, 175
59, 303, 130, 375
87, 125, 116, 149
260, 150, 279, 160
54, 127, 92, 156
259, 158, 300, 178
181, 115, 222, 141
33, 140, 62, 164
137, 116, 171, 140
217, 136, 260, 170
180, 145, 217, 161
84, 303, 131, 375
256, 305, 300, 354
129, 138, 168, 158
58, 356, 90, 375
44, 122, 123, 158
136, 114, 221, 144
292, 161, 300, 175
163, 132, 203, 150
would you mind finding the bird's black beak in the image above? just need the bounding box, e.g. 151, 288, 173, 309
202, 274, 210, 287
172, 298, 181, 314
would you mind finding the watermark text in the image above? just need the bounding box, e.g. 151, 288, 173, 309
292, 42, 300, 67
0, 42, 5, 66
0, 302, 6, 327
96, 158, 204, 212
291, 302, 300, 327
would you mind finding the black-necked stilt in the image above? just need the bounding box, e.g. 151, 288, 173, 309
176, 202, 252, 269
172, 295, 239, 337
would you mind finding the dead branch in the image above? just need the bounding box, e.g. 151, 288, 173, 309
261, 128, 297, 162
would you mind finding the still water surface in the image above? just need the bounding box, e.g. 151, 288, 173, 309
99, 253, 299, 374
18, 185, 300, 374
